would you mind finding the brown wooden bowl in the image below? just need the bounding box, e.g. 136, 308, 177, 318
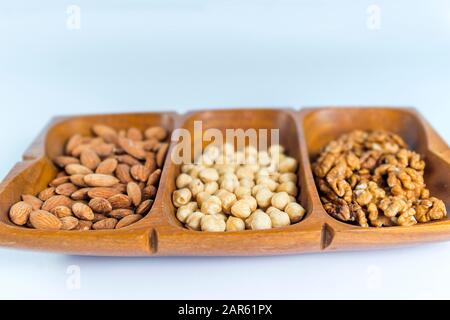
0, 108, 448, 256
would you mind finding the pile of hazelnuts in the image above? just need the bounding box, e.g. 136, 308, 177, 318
172, 143, 306, 232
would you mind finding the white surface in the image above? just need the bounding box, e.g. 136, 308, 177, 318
0, 0, 450, 299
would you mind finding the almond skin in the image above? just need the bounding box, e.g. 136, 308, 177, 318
136, 199, 153, 215
145, 126, 167, 141
84, 174, 119, 187
108, 209, 134, 219
55, 183, 78, 197
72, 202, 94, 221
29, 210, 62, 230
147, 169, 162, 186
71, 188, 90, 200
118, 137, 147, 160
115, 164, 133, 184
70, 174, 88, 187
92, 125, 118, 144
38, 187, 56, 201
130, 164, 150, 182
60, 216, 79, 230
93, 213, 108, 222
108, 194, 132, 209
21, 194, 43, 210
89, 198, 113, 214
142, 185, 157, 200
88, 187, 122, 199
65, 164, 93, 175
116, 214, 143, 229
50, 175, 71, 187
127, 182, 142, 207
9, 201, 32, 225
42, 195, 74, 212
93, 218, 118, 230
50, 205, 73, 218
96, 158, 118, 175
80, 149, 101, 170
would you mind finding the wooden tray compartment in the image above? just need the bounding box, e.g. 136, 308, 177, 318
0, 108, 448, 256
0, 113, 178, 256
300, 107, 450, 251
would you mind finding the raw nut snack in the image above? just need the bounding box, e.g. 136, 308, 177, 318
8, 124, 169, 230
313, 130, 447, 227
173, 144, 306, 232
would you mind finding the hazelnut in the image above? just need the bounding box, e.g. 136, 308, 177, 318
185, 211, 204, 230
235, 186, 252, 199
201, 215, 226, 232
255, 188, 273, 209
268, 208, 290, 228
226, 216, 245, 232
199, 168, 219, 183
241, 195, 257, 212
279, 172, 297, 184
219, 191, 237, 214
201, 195, 222, 215
285, 202, 305, 223
249, 210, 272, 230
277, 181, 298, 196
176, 173, 193, 189
257, 177, 278, 192
252, 184, 266, 197
220, 179, 238, 193
204, 181, 219, 194
236, 167, 254, 180
196, 191, 211, 207
188, 166, 203, 178
239, 178, 255, 189
176, 202, 198, 223
181, 164, 195, 174
279, 157, 298, 173
269, 144, 285, 155
173, 188, 192, 208
231, 200, 252, 219
258, 151, 272, 166
271, 192, 290, 210
188, 178, 204, 197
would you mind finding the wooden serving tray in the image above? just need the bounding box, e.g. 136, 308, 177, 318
0, 108, 448, 256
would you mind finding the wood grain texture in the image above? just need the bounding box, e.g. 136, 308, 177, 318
0, 108, 448, 256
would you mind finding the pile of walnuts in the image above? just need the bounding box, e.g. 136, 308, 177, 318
313, 130, 447, 227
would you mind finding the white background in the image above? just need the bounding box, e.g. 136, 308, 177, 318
0, 0, 450, 299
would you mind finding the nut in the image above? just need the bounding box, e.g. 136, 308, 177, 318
268, 208, 290, 228
230, 200, 252, 219
200, 195, 222, 215
185, 211, 204, 230
60, 216, 79, 230
173, 188, 192, 208
225, 216, 245, 231
271, 192, 290, 210
285, 202, 306, 223
51, 206, 73, 218
84, 174, 119, 187
201, 215, 226, 232
9, 201, 32, 225
72, 202, 94, 221
249, 210, 272, 230
29, 210, 62, 230
88, 198, 113, 214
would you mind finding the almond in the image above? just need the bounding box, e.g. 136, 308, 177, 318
93, 218, 118, 230
71, 188, 90, 200
38, 187, 56, 201
71, 144, 92, 157
127, 182, 142, 206
130, 164, 150, 182
50, 175, 71, 187
142, 185, 157, 200
136, 199, 153, 215
116, 214, 143, 229
127, 127, 143, 141
96, 158, 118, 174
21, 194, 43, 210
156, 143, 169, 168
116, 154, 141, 166
115, 164, 133, 184
80, 149, 101, 170
9, 201, 32, 225
108, 194, 132, 209
145, 126, 167, 141
51, 206, 73, 218
109, 209, 134, 219
54, 156, 80, 168
89, 198, 113, 214
118, 136, 146, 160
147, 169, 162, 186
72, 202, 94, 221
42, 195, 74, 211
142, 139, 160, 152
92, 124, 118, 144
29, 210, 62, 230
84, 174, 119, 187
93, 143, 115, 158
93, 213, 108, 222
65, 134, 83, 154
65, 164, 93, 175
70, 174, 88, 187
75, 220, 92, 231
55, 183, 78, 197
144, 154, 157, 173
60, 216, 79, 230
88, 187, 121, 199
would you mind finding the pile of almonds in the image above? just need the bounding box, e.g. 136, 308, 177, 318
9, 124, 169, 230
